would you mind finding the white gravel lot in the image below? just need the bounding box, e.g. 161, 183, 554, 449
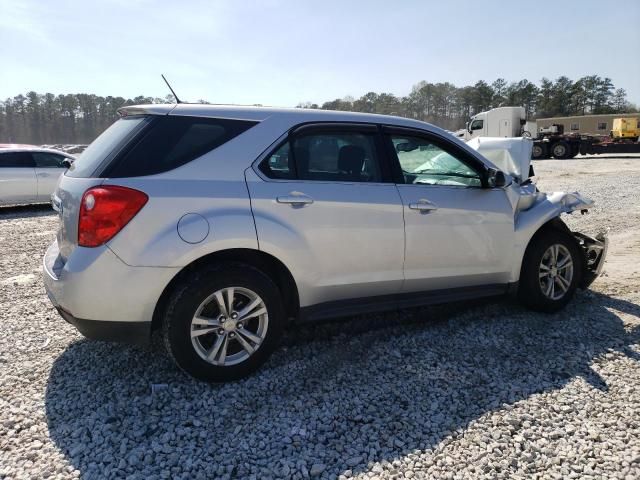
0, 156, 639, 480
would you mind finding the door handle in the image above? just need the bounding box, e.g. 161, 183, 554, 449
276, 192, 314, 206
408, 199, 438, 212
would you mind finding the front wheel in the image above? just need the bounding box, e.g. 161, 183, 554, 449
518, 229, 583, 313
531, 143, 545, 159
162, 262, 285, 382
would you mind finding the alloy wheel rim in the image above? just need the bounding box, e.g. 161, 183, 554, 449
190, 287, 268, 366
539, 244, 574, 301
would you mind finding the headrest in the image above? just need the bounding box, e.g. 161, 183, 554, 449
289, 146, 310, 173
338, 145, 365, 174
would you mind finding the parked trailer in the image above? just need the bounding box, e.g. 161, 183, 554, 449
531, 124, 640, 159
532, 136, 640, 159
464, 108, 640, 159
580, 140, 640, 155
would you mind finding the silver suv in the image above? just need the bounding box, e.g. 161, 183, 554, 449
43, 104, 607, 381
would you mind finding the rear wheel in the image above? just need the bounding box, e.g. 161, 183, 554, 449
162, 262, 285, 382
518, 229, 583, 313
551, 141, 570, 159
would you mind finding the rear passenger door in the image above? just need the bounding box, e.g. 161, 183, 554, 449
246, 123, 405, 309
0, 152, 37, 205
33, 152, 69, 202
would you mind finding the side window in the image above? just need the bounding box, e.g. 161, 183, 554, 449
105, 116, 257, 178
295, 132, 381, 182
260, 130, 383, 183
0, 152, 35, 168
390, 135, 482, 188
470, 119, 483, 131
33, 152, 67, 168
260, 142, 294, 179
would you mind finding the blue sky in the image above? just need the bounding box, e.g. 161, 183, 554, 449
1, 0, 639, 106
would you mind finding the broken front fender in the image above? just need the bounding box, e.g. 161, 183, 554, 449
546, 191, 595, 213
512, 191, 607, 287
514, 191, 594, 235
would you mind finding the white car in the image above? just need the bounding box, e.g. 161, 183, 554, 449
0, 146, 74, 205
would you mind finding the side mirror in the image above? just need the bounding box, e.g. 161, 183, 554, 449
61, 159, 72, 169
396, 141, 417, 153
487, 168, 509, 188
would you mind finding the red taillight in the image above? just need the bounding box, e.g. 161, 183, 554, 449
78, 186, 148, 247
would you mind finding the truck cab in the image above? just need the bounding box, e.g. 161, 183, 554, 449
466, 107, 528, 140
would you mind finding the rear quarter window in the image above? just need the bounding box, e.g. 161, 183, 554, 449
104, 116, 257, 178
67, 116, 148, 178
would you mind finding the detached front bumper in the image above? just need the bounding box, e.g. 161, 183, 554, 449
574, 231, 608, 288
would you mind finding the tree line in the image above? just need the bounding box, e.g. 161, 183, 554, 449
301, 76, 636, 131
0, 75, 636, 144
0, 93, 178, 145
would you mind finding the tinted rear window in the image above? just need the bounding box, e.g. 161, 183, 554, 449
67, 116, 148, 178
104, 116, 257, 178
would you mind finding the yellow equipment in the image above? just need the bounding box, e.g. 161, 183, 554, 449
610, 117, 639, 142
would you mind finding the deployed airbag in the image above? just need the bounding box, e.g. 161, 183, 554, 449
467, 137, 533, 183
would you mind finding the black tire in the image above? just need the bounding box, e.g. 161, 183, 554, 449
162, 262, 285, 382
531, 143, 545, 159
551, 141, 570, 159
518, 229, 583, 313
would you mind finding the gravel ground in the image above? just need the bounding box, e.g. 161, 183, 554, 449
1, 156, 639, 480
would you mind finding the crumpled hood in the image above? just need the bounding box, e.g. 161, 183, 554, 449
467, 137, 533, 183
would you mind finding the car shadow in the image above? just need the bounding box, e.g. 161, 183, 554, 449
45, 291, 639, 478
0, 203, 55, 219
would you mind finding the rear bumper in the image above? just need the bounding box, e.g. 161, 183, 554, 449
55, 306, 151, 345
43, 239, 179, 344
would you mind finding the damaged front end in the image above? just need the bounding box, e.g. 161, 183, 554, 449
574, 231, 608, 288
542, 192, 608, 288
469, 137, 608, 289
513, 189, 609, 289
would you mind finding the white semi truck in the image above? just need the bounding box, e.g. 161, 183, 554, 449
465, 106, 537, 140
462, 107, 639, 159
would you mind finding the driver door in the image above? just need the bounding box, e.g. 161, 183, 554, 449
383, 127, 515, 293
